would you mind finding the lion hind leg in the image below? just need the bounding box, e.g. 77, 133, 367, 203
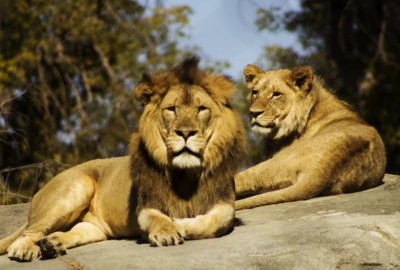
6, 234, 41, 262
7, 173, 96, 261
38, 222, 107, 259
0, 223, 28, 255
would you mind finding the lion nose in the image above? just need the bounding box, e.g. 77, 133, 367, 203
249, 110, 264, 119
175, 130, 197, 141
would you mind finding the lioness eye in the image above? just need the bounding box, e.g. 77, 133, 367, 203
251, 90, 258, 97
272, 92, 282, 98
198, 106, 207, 112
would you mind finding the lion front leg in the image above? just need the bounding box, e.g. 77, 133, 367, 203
174, 203, 235, 239
137, 208, 185, 247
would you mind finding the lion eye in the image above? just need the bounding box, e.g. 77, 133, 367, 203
251, 90, 258, 97
198, 106, 207, 112
166, 106, 176, 112
272, 92, 282, 98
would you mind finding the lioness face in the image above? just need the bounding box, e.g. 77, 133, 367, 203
161, 85, 220, 169
244, 65, 314, 139
247, 70, 295, 137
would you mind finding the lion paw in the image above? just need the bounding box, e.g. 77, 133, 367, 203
38, 237, 67, 259
7, 237, 41, 262
148, 222, 185, 247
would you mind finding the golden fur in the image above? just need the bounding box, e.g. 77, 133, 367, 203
235, 65, 386, 209
0, 57, 246, 261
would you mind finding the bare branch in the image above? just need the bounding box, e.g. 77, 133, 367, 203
367, 0, 400, 68
65, 73, 88, 121
0, 89, 28, 110
0, 160, 70, 174
93, 44, 117, 83
0, 191, 32, 201
81, 69, 93, 103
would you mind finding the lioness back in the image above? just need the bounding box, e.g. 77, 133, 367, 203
235, 65, 386, 209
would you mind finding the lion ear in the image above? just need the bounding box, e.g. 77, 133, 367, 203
243, 64, 263, 83
291, 66, 313, 92
134, 73, 155, 105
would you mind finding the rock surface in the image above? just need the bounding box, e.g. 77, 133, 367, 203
0, 174, 399, 270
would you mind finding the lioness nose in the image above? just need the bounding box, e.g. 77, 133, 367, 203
249, 110, 264, 118
175, 130, 197, 141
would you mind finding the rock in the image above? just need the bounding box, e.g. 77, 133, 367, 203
0, 174, 399, 269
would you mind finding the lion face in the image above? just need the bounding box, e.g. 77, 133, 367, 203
243, 65, 316, 139
161, 85, 219, 168
134, 57, 246, 172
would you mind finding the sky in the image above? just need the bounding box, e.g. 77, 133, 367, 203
163, 0, 301, 79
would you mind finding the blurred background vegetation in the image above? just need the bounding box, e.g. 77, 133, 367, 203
0, 0, 399, 204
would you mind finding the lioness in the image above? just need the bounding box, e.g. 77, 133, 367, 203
235, 64, 386, 210
0, 57, 246, 261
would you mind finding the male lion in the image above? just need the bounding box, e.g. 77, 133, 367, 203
235, 64, 386, 210
0, 57, 246, 261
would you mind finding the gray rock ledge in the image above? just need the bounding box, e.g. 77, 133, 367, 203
0, 174, 399, 270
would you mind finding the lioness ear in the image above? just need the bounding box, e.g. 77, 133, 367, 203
291, 66, 313, 92
134, 73, 155, 105
243, 64, 263, 83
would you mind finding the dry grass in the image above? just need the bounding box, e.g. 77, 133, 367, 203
0, 161, 71, 205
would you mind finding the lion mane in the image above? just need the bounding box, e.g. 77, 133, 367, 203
235, 64, 386, 209
0, 57, 246, 262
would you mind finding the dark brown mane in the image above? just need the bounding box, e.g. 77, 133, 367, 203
172, 56, 202, 85
130, 133, 236, 219
134, 56, 235, 105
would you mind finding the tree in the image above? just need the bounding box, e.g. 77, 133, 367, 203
255, 0, 400, 174
0, 0, 196, 203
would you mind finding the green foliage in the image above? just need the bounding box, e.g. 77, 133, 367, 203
255, 0, 400, 174
3, 0, 398, 205
0, 0, 197, 202
258, 46, 301, 69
